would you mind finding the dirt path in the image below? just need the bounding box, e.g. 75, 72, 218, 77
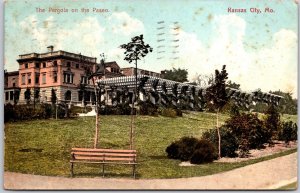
4, 152, 297, 190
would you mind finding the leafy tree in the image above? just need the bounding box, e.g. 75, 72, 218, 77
13, 90, 20, 105
163, 68, 188, 83
227, 80, 240, 89
51, 88, 57, 119
24, 88, 31, 105
33, 88, 40, 109
191, 73, 214, 87
51, 88, 57, 105
270, 90, 297, 115
205, 65, 229, 158
264, 105, 281, 144
120, 34, 153, 149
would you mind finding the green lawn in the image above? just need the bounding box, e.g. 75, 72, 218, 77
4, 112, 297, 178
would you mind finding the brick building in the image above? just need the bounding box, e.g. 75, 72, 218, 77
4, 47, 124, 105
4, 47, 161, 105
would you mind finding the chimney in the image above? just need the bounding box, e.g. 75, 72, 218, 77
47, 45, 54, 53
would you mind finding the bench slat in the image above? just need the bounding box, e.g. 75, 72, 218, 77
70, 160, 138, 165
74, 156, 135, 162
72, 152, 136, 157
72, 148, 136, 153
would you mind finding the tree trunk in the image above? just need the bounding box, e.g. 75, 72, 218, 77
93, 78, 99, 149
130, 58, 138, 150
217, 109, 221, 159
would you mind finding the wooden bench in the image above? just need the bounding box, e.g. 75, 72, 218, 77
70, 148, 137, 178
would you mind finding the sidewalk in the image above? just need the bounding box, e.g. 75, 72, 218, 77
3, 152, 297, 190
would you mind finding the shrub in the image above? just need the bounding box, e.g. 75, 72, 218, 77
226, 113, 270, 150
139, 102, 158, 116
165, 142, 180, 159
190, 139, 216, 164
202, 128, 238, 158
4, 103, 15, 122
160, 108, 177, 118
166, 137, 216, 164
264, 105, 281, 141
166, 137, 199, 161
278, 121, 298, 144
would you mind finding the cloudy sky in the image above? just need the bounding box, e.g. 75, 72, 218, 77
4, 0, 298, 98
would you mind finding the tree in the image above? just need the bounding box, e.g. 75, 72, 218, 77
163, 68, 188, 83
51, 88, 57, 119
24, 88, 31, 105
269, 90, 297, 115
192, 73, 214, 87
33, 88, 40, 109
205, 65, 229, 158
13, 90, 20, 106
227, 80, 240, 89
120, 34, 153, 149
85, 54, 106, 149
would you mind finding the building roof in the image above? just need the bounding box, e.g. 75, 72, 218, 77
5, 71, 19, 76
17, 50, 97, 63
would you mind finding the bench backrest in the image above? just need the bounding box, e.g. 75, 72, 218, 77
71, 148, 137, 163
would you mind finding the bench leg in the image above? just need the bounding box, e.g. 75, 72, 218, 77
133, 165, 136, 179
102, 164, 105, 177
70, 162, 74, 177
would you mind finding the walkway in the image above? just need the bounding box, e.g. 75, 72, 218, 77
4, 152, 297, 190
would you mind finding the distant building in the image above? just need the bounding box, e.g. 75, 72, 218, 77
4, 47, 161, 105
120, 67, 162, 78
4, 47, 123, 105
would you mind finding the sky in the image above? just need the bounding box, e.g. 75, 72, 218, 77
4, 0, 298, 98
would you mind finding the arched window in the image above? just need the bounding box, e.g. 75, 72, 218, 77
65, 90, 71, 101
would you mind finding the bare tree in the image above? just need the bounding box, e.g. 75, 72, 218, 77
120, 34, 153, 149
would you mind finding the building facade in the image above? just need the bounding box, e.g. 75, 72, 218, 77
4, 47, 161, 105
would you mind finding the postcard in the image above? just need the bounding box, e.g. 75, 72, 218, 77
3, 0, 298, 190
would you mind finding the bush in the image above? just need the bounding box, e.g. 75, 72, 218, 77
264, 105, 281, 141
190, 139, 216, 164
4, 103, 15, 122
4, 103, 54, 122
160, 108, 180, 118
278, 121, 298, 144
166, 137, 216, 164
226, 113, 270, 150
166, 137, 199, 161
139, 102, 158, 116
202, 128, 238, 158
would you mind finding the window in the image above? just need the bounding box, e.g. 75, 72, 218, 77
42, 73, 46, 84
76, 63, 79, 69
12, 78, 15, 87
24, 63, 28, 68
43, 62, 46, 68
65, 90, 71, 101
53, 61, 57, 67
67, 62, 71, 68
21, 74, 26, 85
63, 73, 73, 84
27, 73, 31, 84
35, 73, 40, 84
5, 92, 8, 101
80, 76, 88, 84
35, 63, 40, 68
10, 91, 14, 100
53, 72, 57, 83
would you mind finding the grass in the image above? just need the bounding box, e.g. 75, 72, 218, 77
4, 111, 297, 179
277, 182, 297, 190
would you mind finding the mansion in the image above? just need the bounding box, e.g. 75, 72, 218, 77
4, 46, 162, 105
